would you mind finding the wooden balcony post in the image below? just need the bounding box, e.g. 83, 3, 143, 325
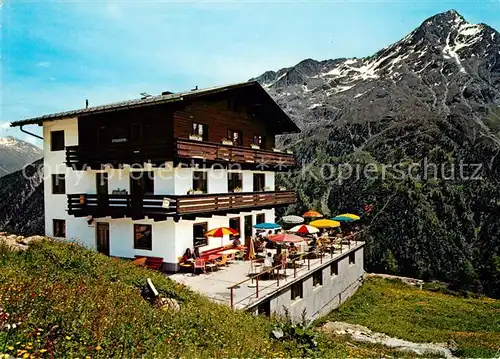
255, 276, 259, 298
230, 287, 234, 309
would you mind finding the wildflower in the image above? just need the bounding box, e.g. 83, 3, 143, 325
39, 349, 47, 353
7, 346, 14, 350
95, 345, 102, 351
65, 336, 71, 340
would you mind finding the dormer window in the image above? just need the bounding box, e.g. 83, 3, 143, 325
253, 135, 265, 148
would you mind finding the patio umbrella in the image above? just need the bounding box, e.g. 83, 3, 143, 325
338, 213, 360, 220
309, 219, 341, 229
331, 215, 355, 222
289, 224, 320, 234
281, 215, 304, 224
205, 227, 239, 247
303, 210, 323, 218
268, 233, 304, 243
253, 222, 281, 230
247, 237, 256, 260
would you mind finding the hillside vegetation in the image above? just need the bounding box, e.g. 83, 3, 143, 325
318, 277, 500, 358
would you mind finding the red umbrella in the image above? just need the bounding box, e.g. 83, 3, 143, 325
289, 224, 320, 234
268, 233, 305, 243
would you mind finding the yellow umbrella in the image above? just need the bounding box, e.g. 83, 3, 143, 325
338, 213, 360, 220
309, 219, 341, 228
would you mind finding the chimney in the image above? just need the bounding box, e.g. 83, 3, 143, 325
85, 99, 89, 108
162, 91, 174, 96
191, 85, 198, 91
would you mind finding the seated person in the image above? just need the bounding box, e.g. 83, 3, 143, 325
232, 237, 241, 246
183, 248, 192, 262
193, 247, 200, 259
288, 243, 298, 255
263, 252, 273, 270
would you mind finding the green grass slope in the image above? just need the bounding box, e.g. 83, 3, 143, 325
318, 277, 500, 358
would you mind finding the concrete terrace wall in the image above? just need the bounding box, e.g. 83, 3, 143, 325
248, 246, 365, 322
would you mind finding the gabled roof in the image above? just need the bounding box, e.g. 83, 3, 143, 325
11, 81, 300, 133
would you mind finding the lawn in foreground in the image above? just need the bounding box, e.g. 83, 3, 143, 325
318, 277, 500, 357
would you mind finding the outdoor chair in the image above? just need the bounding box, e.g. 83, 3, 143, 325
217, 255, 228, 268
205, 261, 217, 272
194, 258, 206, 274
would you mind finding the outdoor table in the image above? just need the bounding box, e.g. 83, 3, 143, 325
218, 249, 240, 255
208, 254, 222, 261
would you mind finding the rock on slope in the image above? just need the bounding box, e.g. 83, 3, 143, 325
252, 10, 500, 297
0, 159, 44, 235
0, 136, 43, 177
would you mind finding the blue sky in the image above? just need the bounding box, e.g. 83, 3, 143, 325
1, 1, 499, 147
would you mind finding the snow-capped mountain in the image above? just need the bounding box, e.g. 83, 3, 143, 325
0, 136, 43, 177
252, 10, 500, 297
252, 10, 500, 135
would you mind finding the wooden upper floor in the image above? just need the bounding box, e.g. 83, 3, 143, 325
12, 82, 300, 171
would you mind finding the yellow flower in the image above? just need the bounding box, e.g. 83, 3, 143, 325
95, 345, 102, 351
65, 336, 71, 340
23, 354, 30, 359
39, 349, 47, 353
7, 346, 14, 351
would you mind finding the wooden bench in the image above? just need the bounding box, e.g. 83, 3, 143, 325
177, 256, 193, 271
134, 256, 164, 271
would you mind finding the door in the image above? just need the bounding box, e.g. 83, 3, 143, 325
244, 215, 253, 248
130, 172, 154, 211
96, 223, 110, 256
96, 172, 109, 208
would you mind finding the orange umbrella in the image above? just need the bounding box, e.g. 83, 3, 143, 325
303, 210, 322, 218
206, 227, 239, 247
247, 237, 256, 260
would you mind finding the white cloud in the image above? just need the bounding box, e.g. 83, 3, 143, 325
0, 122, 11, 129
36, 61, 51, 68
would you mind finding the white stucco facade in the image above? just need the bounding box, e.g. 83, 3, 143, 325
42, 119, 281, 270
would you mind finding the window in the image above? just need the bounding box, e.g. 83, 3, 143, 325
51, 130, 65, 151
227, 129, 242, 146
193, 222, 208, 247
229, 217, 240, 239
52, 174, 66, 194
291, 281, 303, 301
313, 271, 323, 287
349, 252, 356, 265
253, 135, 265, 148
253, 173, 265, 192
130, 122, 143, 142
134, 224, 152, 250
53, 219, 66, 238
192, 171, 208, 193
256, 213, 265, 224
228, 172, 243, 192
192, 122, 208, 140
331, 261, 339, 276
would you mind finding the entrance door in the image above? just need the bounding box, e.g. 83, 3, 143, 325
96, 172, 109, 208
96, 223, 110, 256
130, 172, 154, 211
244, 215, 253, 248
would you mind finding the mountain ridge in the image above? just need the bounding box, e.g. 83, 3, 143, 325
0, 136, 43, 177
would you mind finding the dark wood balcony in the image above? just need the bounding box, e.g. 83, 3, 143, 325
67, 190, 296, 221
175, 138, 296, 170
66, 139, 296, 171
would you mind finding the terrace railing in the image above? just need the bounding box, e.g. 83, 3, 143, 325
228, 232, 363, 309
67, 190, 296, 218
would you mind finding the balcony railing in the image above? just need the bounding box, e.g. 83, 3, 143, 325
67, 190, 296, 219
175, 138, 296, 170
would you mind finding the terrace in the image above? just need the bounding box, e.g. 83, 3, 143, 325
168, 237, 365, 310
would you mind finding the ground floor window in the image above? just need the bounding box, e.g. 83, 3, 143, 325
313, 271, 323, 287
229, 217, 240, 239
331, 261, 338, 276
193, 222, 208, 247
53, 219, 66, 238
349, 252, 356, 265
291, 281, 303, 301
134, 224, 152, 250
256, 213, 265, 224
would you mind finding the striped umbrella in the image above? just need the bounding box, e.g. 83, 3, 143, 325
338, 213, 360, 220
309, 219, 341, 229
331, 215, 355, 222
303, 210, 323, 218
205, 227, 239, 237
281, 215, 304, 224
289, 224, 320, 234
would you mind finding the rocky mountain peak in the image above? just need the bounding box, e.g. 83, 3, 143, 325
0, 136, 43, 177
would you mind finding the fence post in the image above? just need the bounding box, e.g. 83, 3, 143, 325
294, 261, 297, 278
256, 276, 259, 298
308, 257, 310, 270
230, 287, 234, 309
276, 267, 280, 286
